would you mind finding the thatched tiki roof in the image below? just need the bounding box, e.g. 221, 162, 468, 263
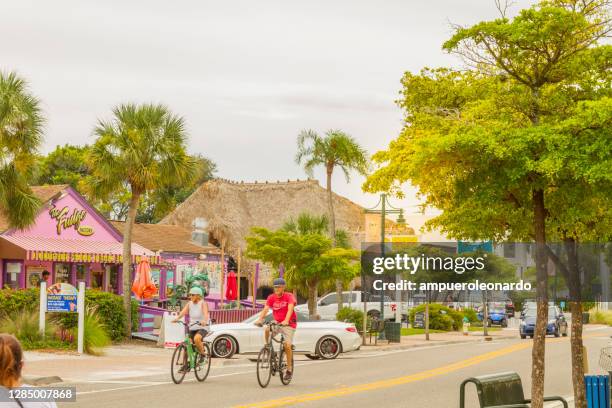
160, 178, 366, 252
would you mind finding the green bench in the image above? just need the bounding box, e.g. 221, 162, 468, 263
460, 372, 568, 408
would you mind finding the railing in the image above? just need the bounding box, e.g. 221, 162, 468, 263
137, 302, 263, 333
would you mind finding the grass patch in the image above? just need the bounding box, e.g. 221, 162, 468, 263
588, 309, 612, 325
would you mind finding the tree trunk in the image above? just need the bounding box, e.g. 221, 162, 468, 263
566, 238, 586, 408
326, 164, 344, 310
307, 283, 318, 319
531, 189, 548, 408
483, 291, 489, 337
122, 190, 140, 338
425, 300, 430, 341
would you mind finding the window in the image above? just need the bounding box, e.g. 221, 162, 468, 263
319, 294, 337, 306
342, 292, 357, 303
76, 264, 88, 283
4, 262, 21, 289
106, 265, 119, 294
91, 269, 103, 289
503, 243, 516, 258
54, 263, 70, 284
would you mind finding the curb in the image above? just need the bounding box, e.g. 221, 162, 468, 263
359, 335, 517, 352
23, 376, 63, 385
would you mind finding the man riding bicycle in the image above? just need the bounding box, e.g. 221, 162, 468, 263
254, 278, 296, 381
173, 286, 210, 371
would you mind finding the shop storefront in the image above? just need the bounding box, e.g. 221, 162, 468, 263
109, 221, 226, 304
0, 185, 161, 293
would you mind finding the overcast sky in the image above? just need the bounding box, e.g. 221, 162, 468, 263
2, 0, 534, 228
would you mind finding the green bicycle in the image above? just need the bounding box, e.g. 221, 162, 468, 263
170, 321, 212, 384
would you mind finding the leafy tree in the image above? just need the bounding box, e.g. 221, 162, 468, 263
246, 213, 359, 318
32, 144, 90, 189
0, 72, 44, 229
296, 129, 368, 308
363, 1, 611, 406
87, 103, 196, 335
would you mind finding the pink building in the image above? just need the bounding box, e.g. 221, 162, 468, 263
0, 185, 160, 293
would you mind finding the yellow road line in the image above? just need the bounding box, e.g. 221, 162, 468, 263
236, 335, 604, 408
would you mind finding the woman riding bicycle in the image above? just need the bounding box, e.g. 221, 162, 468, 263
173, 286, 210, 361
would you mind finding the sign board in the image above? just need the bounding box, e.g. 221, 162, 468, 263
46, 283, 78, 313
40, 281, 85, 354
457, 241, 493, 254
413, 311, 425, 329
162, 312, 184, 349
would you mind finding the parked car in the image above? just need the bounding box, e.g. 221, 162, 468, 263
477, 308, 508, 327
519, 306, 568, 339
294, 291, 408, 321
206, 310, 361, 360
504, 300, 515, 318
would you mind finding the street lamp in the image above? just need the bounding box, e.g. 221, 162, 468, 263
365, 193, 404, 340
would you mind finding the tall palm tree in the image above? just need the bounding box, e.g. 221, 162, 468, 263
0, 72, 44, 229
295, 129, 368, 308
88, 103, 196, 335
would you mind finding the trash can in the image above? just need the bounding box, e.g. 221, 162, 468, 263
385, 322, 401, 343
583, 312, 590, 324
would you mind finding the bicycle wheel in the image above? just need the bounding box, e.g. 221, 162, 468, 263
194, 343, 212, 382
171, 344, 188, 384
256, 346, 273, 388
279, 346, 294, 385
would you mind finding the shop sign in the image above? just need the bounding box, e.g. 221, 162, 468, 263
46, 283, 78, 312
28, 251, 160, 264
49, 204, 95, 237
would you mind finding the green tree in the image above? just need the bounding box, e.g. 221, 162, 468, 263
296, 129, 368, 309
246, 213, 359, 318
87, 103, 196, 335
363, 1, 611, 406
0, 72, 44, 229
32, 144, 90, 189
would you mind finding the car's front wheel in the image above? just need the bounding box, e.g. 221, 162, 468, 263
212, 335, 237, 358
316, 336, 342, 360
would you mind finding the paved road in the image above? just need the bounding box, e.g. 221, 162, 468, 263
63, 327, 612, 408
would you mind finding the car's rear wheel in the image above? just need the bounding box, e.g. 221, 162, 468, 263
316, 336, 342, 360
520, 334, 526, 339
212, 335, 237, 358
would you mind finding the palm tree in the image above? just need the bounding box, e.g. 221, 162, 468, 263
0, 72, 44, 229
88, 103, 196, 336
295, 129, 368, 308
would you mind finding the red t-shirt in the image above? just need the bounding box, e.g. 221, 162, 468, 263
266, 292, 297, 329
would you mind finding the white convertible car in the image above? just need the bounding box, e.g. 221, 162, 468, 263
207, 311, 361, 360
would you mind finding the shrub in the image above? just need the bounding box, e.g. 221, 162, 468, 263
53, 291, 139, 341
0, 309, 66, 350
70, 306, 111, 355
461, 308, 479, 323
0, 288, 40, 316
336, 308, 367, 332
588, 309, 612, 326
409, 303, 463, 331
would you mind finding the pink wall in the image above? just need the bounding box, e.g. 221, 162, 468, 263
8, 189, 118, 242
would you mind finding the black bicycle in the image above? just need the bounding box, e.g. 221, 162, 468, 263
254, 321, 294, 388
170, 321, 212, 384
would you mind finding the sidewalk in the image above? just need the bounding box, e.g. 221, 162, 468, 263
359, 328, 517, 351
22, 342, 249, 384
